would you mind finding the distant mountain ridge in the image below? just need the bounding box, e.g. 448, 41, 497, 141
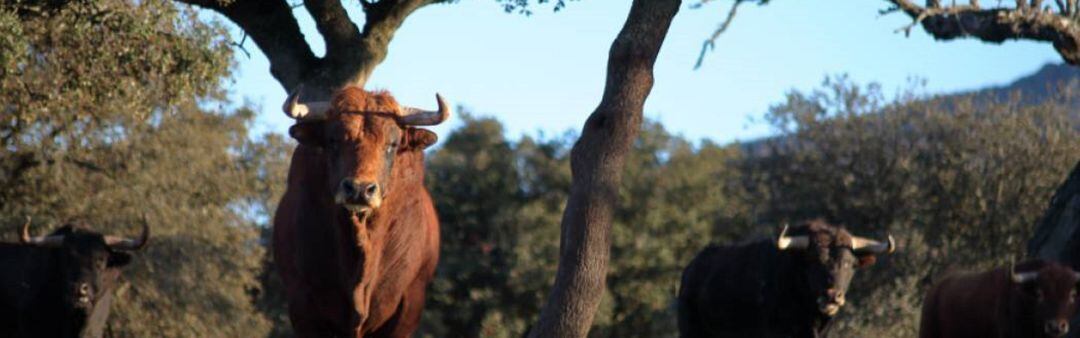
738, 63, 1080, 157
971, 63, 1080, 106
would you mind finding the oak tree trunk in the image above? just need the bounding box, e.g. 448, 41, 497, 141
1029, 159, 1080, 268
527, 0, 682, 336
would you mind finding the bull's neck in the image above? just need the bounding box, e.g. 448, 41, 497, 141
775, 250, 820, 317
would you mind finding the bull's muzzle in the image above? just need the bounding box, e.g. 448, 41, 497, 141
337, 179, 381, 212
75, 283, 91, 307
1046, 319, 1069, 337
817, 289, 845, 316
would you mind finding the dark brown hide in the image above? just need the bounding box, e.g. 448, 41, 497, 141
273, 87, 440, 338
920, 259, 1080, 338
677, 220, 887, 338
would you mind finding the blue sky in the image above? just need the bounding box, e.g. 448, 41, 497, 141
219, 0, 1061, 144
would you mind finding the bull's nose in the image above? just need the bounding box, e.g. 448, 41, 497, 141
826, 289, 846, 305
340, 179, 379, 205
1046, 319, 1069, 336
74, 283, 91, 305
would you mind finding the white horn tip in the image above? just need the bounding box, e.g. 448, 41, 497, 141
777, 225, 790, 249
283, 85, 312, 119
436, 93, 451, 119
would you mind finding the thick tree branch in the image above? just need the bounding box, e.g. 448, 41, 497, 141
303, 0, 362, 70
886, 0, 1080, 64
340, 0, 439, 87
177, 0, 317, 91
528, 0, 681, 337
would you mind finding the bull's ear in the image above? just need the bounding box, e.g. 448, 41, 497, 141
405, 128, 438, 150
289, 121, 325, 146
107, 252, 132, 268
856, 255, 877, 268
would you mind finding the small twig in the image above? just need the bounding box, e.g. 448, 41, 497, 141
879, 5, 902, 15
690, 0, 719, 9
895, 12, 929, 36
232, 32, 252, 59
694, 0, 744, 69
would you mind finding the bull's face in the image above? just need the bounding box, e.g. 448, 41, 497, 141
20, 220, 148, 336
58, 232, 129, 312
803, 233, 858, 317
1013, 263, 1080, 337
777, 221, 895, 317
291, 115, 436, 215
284, 86, 449, 217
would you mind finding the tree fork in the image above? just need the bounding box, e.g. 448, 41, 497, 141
177, 0, 439, 97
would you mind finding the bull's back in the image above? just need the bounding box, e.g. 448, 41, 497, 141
920, 269, 1008, 338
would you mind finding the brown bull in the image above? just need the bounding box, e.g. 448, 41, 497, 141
920, 259, 1080, 338
273, 86, 447, 337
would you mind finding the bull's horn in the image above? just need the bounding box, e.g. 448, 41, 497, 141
104, 216, 150, 251
283, 85, 331, 120
851, 235, 895, 254
777, 225, 809, 250
398, 93, 451, 126
1011, 263, 1039, 284
20, 217, 63, 247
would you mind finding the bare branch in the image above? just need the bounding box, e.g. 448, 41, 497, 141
885, 0, 1080, 64
693, 0, 769, 69
694, 0, 743, 69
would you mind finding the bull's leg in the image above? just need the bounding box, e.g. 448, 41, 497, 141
289, 307, 348, 338
676, 298, 707, 338
286, 288, 352, 338
370, 276, 429, 338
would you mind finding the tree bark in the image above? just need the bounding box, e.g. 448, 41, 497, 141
527, 0, 681, 337
1029, 159, 1080, 268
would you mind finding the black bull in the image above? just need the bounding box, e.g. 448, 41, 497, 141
0, 219, 148, 338
677, 220, 894, 338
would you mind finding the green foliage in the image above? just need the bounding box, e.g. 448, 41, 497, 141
420, 114, 746, 337
0, 1, 285, 336
496, 0, 571, 15
421, 113, 567, 337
